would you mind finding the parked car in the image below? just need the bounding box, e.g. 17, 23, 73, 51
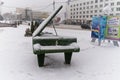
81, 24, 91, 29
32, 19, 44, 24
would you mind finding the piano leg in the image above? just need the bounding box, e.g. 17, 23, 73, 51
37, 54, 45, 67
64, 52, 72, 64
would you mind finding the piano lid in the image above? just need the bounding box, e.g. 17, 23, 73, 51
32, 5, 63, 37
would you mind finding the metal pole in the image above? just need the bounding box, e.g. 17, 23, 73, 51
0, 1, 4, 15
53, 1, 58, 36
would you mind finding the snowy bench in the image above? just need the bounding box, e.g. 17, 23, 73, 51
32, 36, 80, 67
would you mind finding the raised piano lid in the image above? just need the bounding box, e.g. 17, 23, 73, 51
32, 5, 63, 37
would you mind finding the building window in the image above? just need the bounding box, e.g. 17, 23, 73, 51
80, 7, 82, 10
105, 0, 109, 1
90, 15, 93, 18
76, 8, 78, 10
86, 15, 89, 18
70, 9, 72, 11
95, 0, 98, 3
83, 11, 85, 14
100, 0, 103, 2
104, 3, 108, 7
95, 5, 98, 8
71, 16, 72, 18
95, 10, 97, 13
80, 12, 82, 14
87, 6, 89, 9
91, 11, 93, 13
83, 7, 85, 9
111, 3, 114, 6
100, 4, 103, 7
76, 12, 78, 14
116, 7, 120, 11
80, 3, 82, 6
79, 16, 81, 18
71, 13, 72, 15
99, 10, 102, 12
87, 2, 89, 4
70, 5, 72, 7
116, 13, 120, 15
86, 11, 89, 13
91, 1, 93, 3
110, 14, 113, 16
91, 6, 93, 8
111, 8, 114, 11
77, 4, 79, 6
83, 2, 86, 5
117, 2, 120, 5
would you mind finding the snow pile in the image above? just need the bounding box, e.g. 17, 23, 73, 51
70, 42, 80, 49
33, 43, 41, 50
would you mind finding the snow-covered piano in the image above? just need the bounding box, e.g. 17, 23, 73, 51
32, 5, 80, 67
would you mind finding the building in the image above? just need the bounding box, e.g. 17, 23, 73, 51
16, 8, 32, 21
32, 11, 49, 19
67, 0, 120, 23
16, 8, 49, 21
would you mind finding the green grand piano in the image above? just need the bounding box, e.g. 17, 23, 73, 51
32, 5, 80, 67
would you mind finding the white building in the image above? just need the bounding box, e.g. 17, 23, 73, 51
67, 0, 120, 23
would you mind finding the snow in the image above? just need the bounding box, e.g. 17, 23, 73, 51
33, 35, 76, 40
0, 25, 120, 80
33, 44, 41, 51
33, 43, 79, 51
33, 36, 61, 40
70, 43, 80, 49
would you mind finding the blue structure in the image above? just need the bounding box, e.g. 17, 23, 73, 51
91, 16, 107, 45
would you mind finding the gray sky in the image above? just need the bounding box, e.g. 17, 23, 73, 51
1, 0, 68, 14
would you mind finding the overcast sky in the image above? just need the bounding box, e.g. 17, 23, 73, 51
1, 0, 68, 14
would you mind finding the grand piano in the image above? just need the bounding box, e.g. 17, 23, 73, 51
32, 5, 80, 67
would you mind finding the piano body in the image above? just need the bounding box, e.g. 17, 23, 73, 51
32, 5, 80, 67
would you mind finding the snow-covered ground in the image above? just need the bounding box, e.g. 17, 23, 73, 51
0, 25, 120, 80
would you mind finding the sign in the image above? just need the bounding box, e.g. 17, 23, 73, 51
91, 16, 99, 38
105, 16, 120, 40
91, 16, 107, 40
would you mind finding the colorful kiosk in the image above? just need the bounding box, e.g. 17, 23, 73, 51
91, 16, 120, 46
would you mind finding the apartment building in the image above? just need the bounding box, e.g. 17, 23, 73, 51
67, 0, 120, 23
